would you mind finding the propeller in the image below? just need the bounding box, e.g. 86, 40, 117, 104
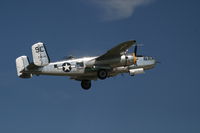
132, 43, 143, 64
133, 45, 138, 65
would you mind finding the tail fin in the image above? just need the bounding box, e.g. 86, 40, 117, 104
32, 42, 50, 66
16, 56, 32, 78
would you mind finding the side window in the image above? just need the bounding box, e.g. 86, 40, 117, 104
54, 64, 58, 68
76, 62, 84, 68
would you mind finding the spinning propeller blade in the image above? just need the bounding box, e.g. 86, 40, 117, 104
134, 45, 137, 56
133, 45, 138, 64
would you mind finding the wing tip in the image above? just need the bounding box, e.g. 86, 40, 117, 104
124, 40, 136, 46
130, 40, 136, 43
124, 40, 136, 44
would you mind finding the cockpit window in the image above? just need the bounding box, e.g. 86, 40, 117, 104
76, 62, 84, 68
144, 57, 148, 60
144, 56, 153, 60
148, 57, 153, 60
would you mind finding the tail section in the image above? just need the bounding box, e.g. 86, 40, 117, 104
16, 56, 32, 78
32, 42, 50, 66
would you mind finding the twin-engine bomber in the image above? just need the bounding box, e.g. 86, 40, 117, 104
16, 40, 157, 90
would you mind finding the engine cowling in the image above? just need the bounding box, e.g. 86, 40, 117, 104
129, 68, 144, 76
120, 54, 134, 66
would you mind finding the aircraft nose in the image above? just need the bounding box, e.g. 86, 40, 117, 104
153, 59, 156, 66
145, 58, 157, 69
150, 58, 157, 68
153, 58, 160, 67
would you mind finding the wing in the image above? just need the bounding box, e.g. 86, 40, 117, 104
96, 40, 136, 61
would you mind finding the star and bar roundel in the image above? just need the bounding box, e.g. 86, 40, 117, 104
62, 63, 72, 72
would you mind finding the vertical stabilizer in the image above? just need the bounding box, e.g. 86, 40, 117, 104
32, 42, 50, 66
16, 56, 32, 78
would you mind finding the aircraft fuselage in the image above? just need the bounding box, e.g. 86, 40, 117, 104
30, 54, 156, 80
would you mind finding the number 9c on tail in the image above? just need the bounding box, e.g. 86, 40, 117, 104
32, 42, 50, 66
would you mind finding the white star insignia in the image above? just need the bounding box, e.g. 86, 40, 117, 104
63, 65, 70, 71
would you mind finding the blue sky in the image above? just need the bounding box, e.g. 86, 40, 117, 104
0, 0, 200, 133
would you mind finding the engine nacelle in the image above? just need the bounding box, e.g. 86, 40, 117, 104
120, 54, 134, 66
129, 68, 144, 76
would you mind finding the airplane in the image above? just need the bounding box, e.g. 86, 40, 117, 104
16, 40, 157, 90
